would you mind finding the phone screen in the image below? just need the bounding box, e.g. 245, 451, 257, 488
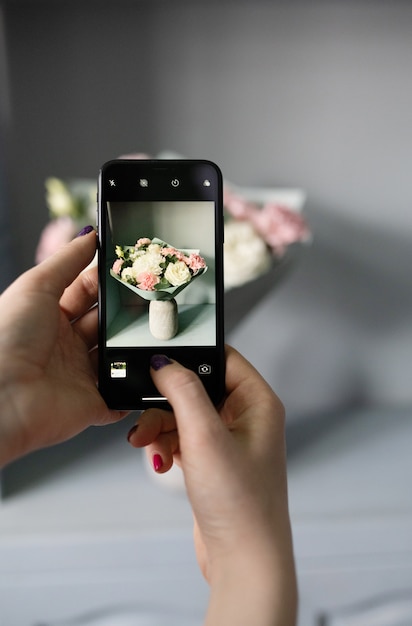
98, 159, 225, 410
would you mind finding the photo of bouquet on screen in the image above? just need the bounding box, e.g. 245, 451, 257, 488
110, 237, 208, 301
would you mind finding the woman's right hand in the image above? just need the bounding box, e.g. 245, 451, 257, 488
128, 346, 297, 626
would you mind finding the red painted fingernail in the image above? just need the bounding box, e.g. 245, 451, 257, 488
153, 454, 163, 472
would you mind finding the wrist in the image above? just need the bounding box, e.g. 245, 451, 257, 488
0, 384, 25, 468
205, 530, 297, 626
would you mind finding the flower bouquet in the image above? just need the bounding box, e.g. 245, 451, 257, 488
110, 237, 207, 300
110, 237, 208, 340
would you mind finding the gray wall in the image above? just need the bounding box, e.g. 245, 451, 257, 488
3, 0, 412, 270
2, 0, 412, 415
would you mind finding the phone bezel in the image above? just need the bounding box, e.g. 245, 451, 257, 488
97, 159, 225, 410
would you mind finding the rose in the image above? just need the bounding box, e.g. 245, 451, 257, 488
164, 260, 191, 287
121, 266, 137, 285
223, 220, 271, 289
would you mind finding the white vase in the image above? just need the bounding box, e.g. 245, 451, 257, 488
149, 298, 178, 340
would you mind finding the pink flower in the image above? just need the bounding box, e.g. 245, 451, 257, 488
224, 187, 256, 220
35, 217, 77, 264
249, 203, 311, 256
162, 247, 186, 262
136, 271, 160, 291
118, 153, 151, 160
187, 253, 206, 272
136, 237, 151, 247
112, 259, 124, 275
161, 246, 179, 257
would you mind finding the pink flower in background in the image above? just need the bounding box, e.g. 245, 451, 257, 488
112, 259, 124, 275
118, 153, 151, 160
224, 186, 311, 257
249, 203, 311, 256
136, 271, 160, 291
224, 187, 256, 220
35, 217, 77, 264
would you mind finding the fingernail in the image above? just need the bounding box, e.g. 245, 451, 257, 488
150, 354, 172, 371
153, 453, 163, 472
127, 424, 138, 442
76, 225, 95, 237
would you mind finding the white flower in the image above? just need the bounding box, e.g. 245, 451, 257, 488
224, 220, 271, 289
164, 260, 191, 286
45, 177, 77, 217
147, 243, 162, 255
132, 249, 164, 276
121, 266, 137, 284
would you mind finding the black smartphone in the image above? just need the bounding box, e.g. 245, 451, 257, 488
97, 159, 225, 410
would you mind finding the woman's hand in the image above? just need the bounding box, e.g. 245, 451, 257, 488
0, 228, 126, 467
128, 346, 297, 625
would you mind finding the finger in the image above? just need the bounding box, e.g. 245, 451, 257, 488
60, 265, 98, 321
222, 346, 284, 418
144, 431, 180, 473
149, 356, 227, 451
12, 228, 97, 302
128, 409, 179, 473
72, 305, 98, 350
220, 346, 286, 459
89, 347, 99, 378
128, 408, 177, 447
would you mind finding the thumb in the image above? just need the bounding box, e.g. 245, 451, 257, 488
149, 355, 227, 450
11, 227, 97, 301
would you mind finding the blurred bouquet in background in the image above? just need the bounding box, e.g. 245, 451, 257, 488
222, 183, 310, 288
36, 164, 311, 290
35, 177, 96, 263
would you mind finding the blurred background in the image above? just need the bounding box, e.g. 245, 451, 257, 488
1, 1, 412, 624
2, 0, 412, 418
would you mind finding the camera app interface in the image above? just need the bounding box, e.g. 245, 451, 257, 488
103, 198, 217, 355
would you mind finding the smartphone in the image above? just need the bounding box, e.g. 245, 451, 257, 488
97, 159, 225, 410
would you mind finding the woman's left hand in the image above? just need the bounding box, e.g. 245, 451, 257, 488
0, 228, 126, 467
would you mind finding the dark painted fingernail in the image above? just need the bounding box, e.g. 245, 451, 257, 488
76, 225, 95, 237
150, 354, 172, 371
127, 424, 138, 442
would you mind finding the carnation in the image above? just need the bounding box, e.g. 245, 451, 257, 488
112, 259, 124, 275
136, 237, 151, 247
131, 249, 164, 276
249, 203, 311, 256
137, 271, 160, 291
187, 253, 207, 272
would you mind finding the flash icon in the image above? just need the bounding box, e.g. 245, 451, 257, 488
109, 179, 116, 187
